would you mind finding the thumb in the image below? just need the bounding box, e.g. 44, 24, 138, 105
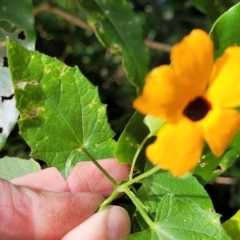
62, 206, 131, 240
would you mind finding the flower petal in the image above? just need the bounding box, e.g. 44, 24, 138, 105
171, 29, 213, 99
146, 117, 203, 176
133, 65, 188, 121
199, 108, 240, 156
205, 47, 240, 108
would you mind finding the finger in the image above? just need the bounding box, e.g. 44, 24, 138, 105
62, 206, 131, 240
0, 178, 104, 240
67, 159, 130, 197
11, 159, 130, 197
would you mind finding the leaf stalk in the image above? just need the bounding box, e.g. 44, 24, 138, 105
83, 148, 118, 187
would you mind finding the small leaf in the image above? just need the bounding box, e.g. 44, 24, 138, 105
7, 40, 115, 179
222, 210, 240, 239
0, 68, 19, 150
191, 0, 233, 23
114, 111, 149, 164
210, 2, 240, 58
143, 115, 164, 136
128, 195, 231, 239
0, 156, 40, 180
79, 0, 149, 93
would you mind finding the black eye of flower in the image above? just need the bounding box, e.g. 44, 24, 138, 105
183, 97, 211, 121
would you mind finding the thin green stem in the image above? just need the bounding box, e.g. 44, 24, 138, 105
83, 148, 118, 187
129, 134, 150, 180
123, 187, 154, 227
98, 165, 160, 223
100, 165, 160, 210
99, 188, 120, 211
124, 165, 160, 188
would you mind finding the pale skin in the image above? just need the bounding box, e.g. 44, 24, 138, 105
0, 158, 131, 240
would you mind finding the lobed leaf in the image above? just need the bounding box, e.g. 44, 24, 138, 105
79, 0, 149, 93
7, 40, 115, 179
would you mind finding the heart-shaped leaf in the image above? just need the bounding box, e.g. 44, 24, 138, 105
7, 39, 115, 178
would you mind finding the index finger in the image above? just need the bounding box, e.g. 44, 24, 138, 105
11, 158, 130, 197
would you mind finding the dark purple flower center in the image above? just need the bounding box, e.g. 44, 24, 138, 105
183, 97, 211, 121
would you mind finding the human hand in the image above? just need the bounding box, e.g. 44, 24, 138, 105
0, 158, 131, 240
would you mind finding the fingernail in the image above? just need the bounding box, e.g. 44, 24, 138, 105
106, 206, 131, 240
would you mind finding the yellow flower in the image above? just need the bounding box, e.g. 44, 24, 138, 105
133, 29, 240, 177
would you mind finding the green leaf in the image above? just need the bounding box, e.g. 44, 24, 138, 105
191, 0, 233, 23
79, 0, 149, 93
7, 39, 115, 179
88, 139, 116, 160
137, 162, 213, 217
194, 132, 240, 185
222, 210, 240, 239
194, 145, 222, 185
210, 2, 240, 59
114, 111, 149, 164
128, 195, 230, 240
0, 68, 19, 150
0, 156, 40, 180
143, 115, 164, 137
0, 0, 35, 63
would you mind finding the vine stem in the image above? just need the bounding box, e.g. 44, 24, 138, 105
99, 188, 120, 211
124, 165, 160, 188
122, 187, 154, 227
129, 134, 150, 180
83, 148, 118, 187
99, 165, 160, 223
33, 4, 92, 31
99, 181, 156, 227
